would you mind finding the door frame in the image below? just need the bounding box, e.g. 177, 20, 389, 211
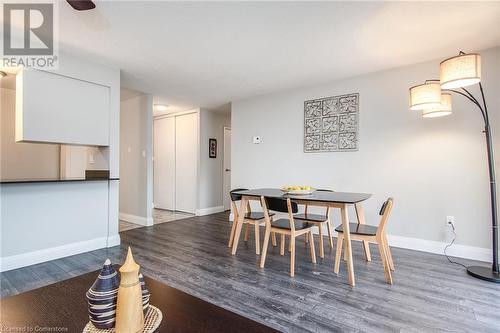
152, 109, 200, 214
223, 126, 231, 211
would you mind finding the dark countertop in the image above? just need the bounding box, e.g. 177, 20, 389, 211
0, 178, 119, 184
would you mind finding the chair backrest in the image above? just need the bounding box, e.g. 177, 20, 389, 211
261, 196, 299, 231
264, 197, 298, 213
376, 197, 394, 237
229, 188, 248, 202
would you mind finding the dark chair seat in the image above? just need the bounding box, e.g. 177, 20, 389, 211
272, 218, 311, 230
335, 223, 378, 236
293, 213, 328, 222
244, 212, 275, 220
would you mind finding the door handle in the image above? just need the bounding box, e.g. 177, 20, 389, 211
225, 169, 231, 172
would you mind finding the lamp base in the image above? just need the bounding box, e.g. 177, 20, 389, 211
467, 266, 500, 283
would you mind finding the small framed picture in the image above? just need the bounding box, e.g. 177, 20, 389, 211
209, 138, 217, 158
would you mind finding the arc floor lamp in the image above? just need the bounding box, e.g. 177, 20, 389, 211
409, 51, 499, 283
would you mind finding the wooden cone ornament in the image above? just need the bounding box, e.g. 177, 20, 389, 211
115, 247, 144, 333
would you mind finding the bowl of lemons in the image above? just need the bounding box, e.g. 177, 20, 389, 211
281, 185, 315, 195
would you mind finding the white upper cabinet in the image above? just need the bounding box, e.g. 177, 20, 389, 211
15, 68, 110, 146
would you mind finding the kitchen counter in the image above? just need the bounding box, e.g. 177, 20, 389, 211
0, 178, 119, 184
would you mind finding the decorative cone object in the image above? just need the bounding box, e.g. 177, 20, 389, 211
115, 247, 144, 333
138, 273, 150, 314
85, 259, 120, 329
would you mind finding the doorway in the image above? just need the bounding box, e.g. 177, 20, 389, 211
223, 127, 231, 211
153, 111, 198, 215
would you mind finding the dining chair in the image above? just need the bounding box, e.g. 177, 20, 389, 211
334, 197, 395, 284
293, 189, 334, 259
259, 196, 316, 277
228, 189, 276, 255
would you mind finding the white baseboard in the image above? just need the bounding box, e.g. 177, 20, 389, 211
386, 234, 491, 262
119, 212, 153, 226
196, 206, 225, 216
309, 227, 490, 262
0, 235, 121, 272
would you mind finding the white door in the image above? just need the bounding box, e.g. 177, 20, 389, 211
223, 127, 231, 211
175, 113, 198, 214
153, 117, 175, 210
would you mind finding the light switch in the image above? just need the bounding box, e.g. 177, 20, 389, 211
89, 152, 95, 164
252, 136, 261, 144
142, 150, 146, 158
127, 146, 131, 153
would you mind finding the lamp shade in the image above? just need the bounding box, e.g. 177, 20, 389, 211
409, 80, 442, 110
440, 53, 481, 89
422, 93, 452, 118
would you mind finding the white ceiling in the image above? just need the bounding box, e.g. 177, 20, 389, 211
56, 1, 500, 109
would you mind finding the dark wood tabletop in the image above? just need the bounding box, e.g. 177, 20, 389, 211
233, 188, 371, 204
0, 270, 279, 333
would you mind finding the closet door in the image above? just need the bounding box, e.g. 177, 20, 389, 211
175, 113, 198, 214
153, 117, 175, 210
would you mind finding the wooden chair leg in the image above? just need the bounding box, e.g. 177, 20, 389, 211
362, 241, 372, 262
228, 220, 236, 248
377, 238, 393, 284
334, 234, 343, 274
280, 234, 285, 255
318, 224, 324, 259
244, 224, 249, 242
363, 241, 372, 262
259, 226, 271, 268
384, 233, 395, 271
308, 231, 316, 264
271, 232, 277, 247
254, 223, 260, 255
343, 239, 347, 261
326, 220, 334, 249
290, 236, 296, 277
289, 236, 292, 252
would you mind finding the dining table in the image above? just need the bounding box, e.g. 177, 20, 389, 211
229, 188, 372, 286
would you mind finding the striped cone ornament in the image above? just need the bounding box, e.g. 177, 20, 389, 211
139, 273, 150, 314
85, 259, 120, 329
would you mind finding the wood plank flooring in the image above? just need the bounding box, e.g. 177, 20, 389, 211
1, 211, 499, 332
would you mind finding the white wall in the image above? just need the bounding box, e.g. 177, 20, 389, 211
119, 94, 153, 225
0, 51, 120, 271
232, 47, 500, 260
1, 88, 60, 180
198, 109, 231, 214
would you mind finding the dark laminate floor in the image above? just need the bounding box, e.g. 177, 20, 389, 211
1, 212, 499, 332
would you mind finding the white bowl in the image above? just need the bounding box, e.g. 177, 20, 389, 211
282, 189, 316, 195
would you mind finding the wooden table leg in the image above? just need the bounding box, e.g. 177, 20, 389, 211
340, 204, 355, 286
231, 196, 248, 255
355, 203, 371, 262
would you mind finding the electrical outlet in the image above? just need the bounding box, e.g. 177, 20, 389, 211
446, 216, 455, 226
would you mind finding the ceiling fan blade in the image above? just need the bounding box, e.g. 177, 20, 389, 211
67, 0, 96, 11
